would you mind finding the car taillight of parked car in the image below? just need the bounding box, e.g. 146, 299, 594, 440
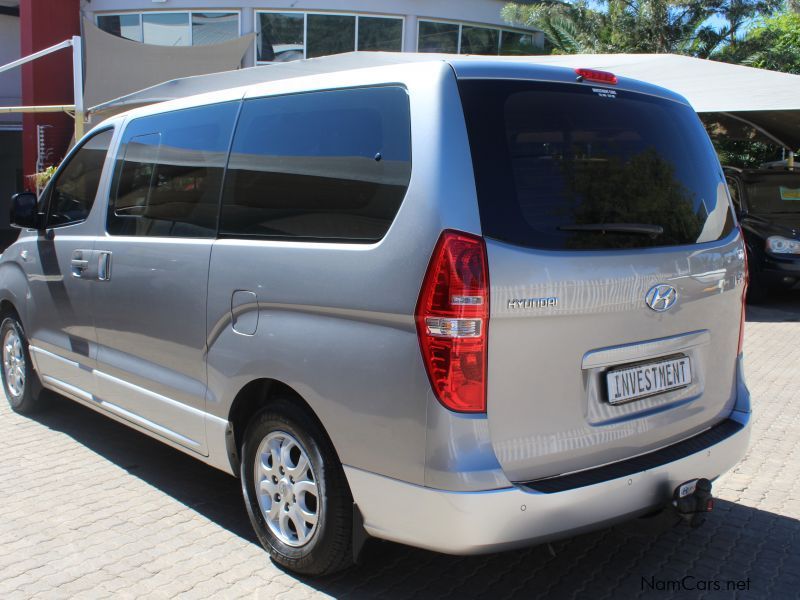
415, 230, 489, 413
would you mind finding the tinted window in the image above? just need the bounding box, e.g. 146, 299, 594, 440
108, 103, 238, 237
220, 87, 411, 242
743, 173, 800, 214
97, 14, 142, 42
257, 12, 304, 62
459, 80, 734, 250
358, 17, 403, 52
47, 128, 114, 228
500, 31, 537, 55
306, 14, 355, 58
461, 26, 499, 55
418, 21, 459, 53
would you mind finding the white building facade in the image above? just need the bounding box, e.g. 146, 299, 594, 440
83, 0, 544, 67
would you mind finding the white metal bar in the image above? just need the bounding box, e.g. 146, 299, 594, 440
0, 39, 73, 75
72, 35, 85, 139
0, 105, 76, 113
719, 112, 791, 150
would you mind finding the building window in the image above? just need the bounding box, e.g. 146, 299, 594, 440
500, 30, 538, 55
358, 16, 403, 52
192, 13, 240, 46
461, 26, 500, 55
142, 13, 190, 46
307, 14, 356, 58
97, 14, 142, 42
97, 11, 240, 46
257, 12, 305, 62
256, 11, 404, 64
417, 21, 459, 53
418, 20, 539, 56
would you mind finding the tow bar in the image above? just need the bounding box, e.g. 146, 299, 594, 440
672, 478, 714, 527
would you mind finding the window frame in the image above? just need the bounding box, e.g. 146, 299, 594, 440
726, 176, 746, 215
44, 126, 115, 229
95, 10, 242, 46
416, 18, 538, 55
254, 10, 405, 65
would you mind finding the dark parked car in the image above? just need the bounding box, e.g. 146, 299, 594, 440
725, 166, 800, 302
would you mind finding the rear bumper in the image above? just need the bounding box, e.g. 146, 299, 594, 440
345, 409, 750, 555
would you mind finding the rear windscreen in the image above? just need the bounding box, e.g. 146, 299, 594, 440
459, 80, 734, 250
744, 173, 800, 214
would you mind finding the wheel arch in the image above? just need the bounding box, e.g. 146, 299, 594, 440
226, 378, 342, 477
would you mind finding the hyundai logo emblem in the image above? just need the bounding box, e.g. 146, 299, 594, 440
645, 284, 678, 312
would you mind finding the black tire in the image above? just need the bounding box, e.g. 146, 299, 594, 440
240, 397, 354, 576
0, 314, 45, 414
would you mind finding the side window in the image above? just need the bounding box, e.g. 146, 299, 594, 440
220, 86, 412, 242
726, 177, 742, 213
108, 102, 239, 237
47, 128, 114, 227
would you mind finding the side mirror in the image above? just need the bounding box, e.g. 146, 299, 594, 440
10, 192, 41, 230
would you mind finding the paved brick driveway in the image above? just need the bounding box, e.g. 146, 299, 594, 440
1, 292, 799, 599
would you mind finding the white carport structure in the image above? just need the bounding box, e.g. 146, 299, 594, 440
88, 52, 800, 154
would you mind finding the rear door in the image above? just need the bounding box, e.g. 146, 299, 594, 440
91, 103, 239, 454
458, 78, 745, 482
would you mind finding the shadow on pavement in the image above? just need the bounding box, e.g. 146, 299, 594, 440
30, 396, 800, 599
746, 288, 800, 323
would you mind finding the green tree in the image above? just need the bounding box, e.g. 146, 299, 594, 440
741, 11, 800, 73
502, 1, 781, 57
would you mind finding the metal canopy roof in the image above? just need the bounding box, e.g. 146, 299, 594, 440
89, 52, 800, 150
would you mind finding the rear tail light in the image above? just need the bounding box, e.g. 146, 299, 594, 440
575, 68, 618, 85
415, 230, 489, 413
738, 226, 748, 355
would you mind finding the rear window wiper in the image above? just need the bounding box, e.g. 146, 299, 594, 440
558, 223, 664, 237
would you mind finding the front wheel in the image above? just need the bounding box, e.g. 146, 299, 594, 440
1, 315, 44, 414
240, 398, 354, 576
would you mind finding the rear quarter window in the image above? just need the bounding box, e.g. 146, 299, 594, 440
459, 80, 734, 250
219, 86, 412, 243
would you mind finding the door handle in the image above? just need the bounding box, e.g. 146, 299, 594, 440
98, 251, 112, 281
71, 250, 91, 278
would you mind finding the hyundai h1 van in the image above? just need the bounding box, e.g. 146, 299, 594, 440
0, 56, 750, 576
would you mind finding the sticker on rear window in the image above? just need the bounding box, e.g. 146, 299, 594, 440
779, 186, 800, 201
591, 87, 617, 99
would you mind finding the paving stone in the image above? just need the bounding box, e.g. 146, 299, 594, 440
1, 298, 798, 598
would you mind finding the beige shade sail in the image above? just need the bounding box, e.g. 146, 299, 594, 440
88, 51, 800, 149
82, 18, 254, 112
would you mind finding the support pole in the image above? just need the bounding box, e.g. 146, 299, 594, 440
72, 35, 84, 140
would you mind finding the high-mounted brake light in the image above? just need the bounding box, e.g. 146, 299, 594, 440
575, 68, 618, 85
415, 230, 489, 413
738, 226, 748, 356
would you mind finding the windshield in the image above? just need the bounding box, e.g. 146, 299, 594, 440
745, 173, 800, 214
458, 80, 734, 250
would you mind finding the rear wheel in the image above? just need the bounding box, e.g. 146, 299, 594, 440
240, 397, 354, 576
1, 315, 45, 414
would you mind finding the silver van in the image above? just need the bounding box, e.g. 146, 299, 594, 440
1, 56, 751, 576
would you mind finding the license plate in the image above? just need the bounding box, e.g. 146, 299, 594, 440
606, 356, 692, 405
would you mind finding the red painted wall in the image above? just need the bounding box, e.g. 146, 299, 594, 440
19, 0, 80, 189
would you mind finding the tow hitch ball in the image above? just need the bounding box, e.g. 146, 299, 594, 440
672, 478, 714, 527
